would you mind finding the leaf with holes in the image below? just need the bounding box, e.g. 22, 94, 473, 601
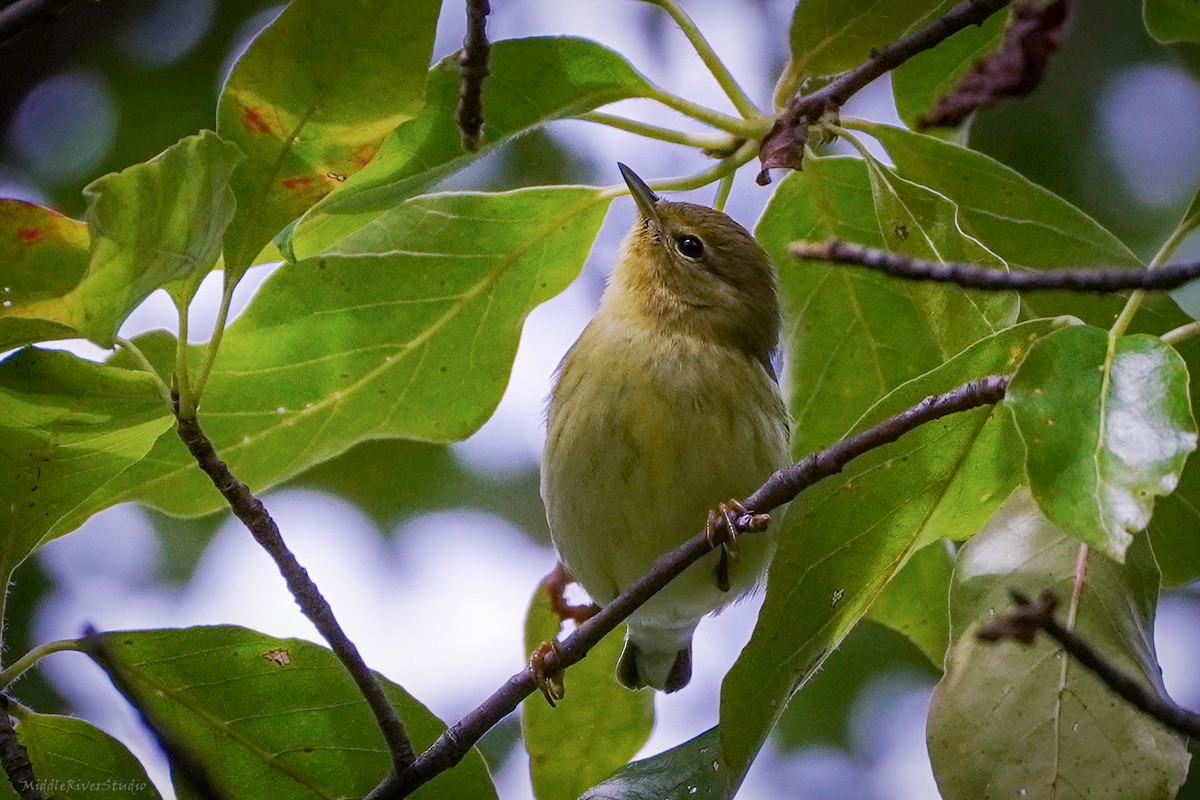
927, 489, 1189, 799
217, 0, 441, 277
1007, 326, 1197, 559
84, 626, 496, 800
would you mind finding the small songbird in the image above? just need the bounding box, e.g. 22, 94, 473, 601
541, 164, 789, 693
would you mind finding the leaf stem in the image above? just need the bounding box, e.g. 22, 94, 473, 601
192, 274, 237, 400
0, 640, 80, 690
576, 111, 740, 152
646, 85, 771, 139
1108, 212, 1196, 344
115, 337, 173, 410
713, 171, 734, 212
639, 0, 761, 119
174, 302, 195, 419
1161, 320, 1200, 346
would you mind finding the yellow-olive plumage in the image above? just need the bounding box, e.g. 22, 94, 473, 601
541, 165, 789, 692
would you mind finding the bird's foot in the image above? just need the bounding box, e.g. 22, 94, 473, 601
542, 563, 600, 624
706, 499, 770, 592
529, 638, 566, 707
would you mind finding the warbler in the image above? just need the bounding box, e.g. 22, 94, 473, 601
541, 164, 789, 693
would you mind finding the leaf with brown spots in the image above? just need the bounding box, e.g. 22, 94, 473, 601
217, 0, 442, 280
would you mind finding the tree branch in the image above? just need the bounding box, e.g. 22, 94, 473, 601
0, 0, 76, 49
759, 0, 1013, 180
978, 589, 1200, 738
0, 696, 43, 800
367, 374, 1010, 799
456, 0, 491, 152
791, 239, 1200, 292
173, 414, 416, 772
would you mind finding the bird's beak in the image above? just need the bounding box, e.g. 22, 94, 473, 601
618, 162, 661, 226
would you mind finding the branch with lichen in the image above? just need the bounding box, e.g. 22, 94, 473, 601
365, 374, 1010, 800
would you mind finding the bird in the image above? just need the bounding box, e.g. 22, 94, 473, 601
540, 163, 790, 694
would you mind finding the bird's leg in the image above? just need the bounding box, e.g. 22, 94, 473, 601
708, 499, 743, 592
529, 638, 566, 707
707, 499, 771, 592
542, 563, 600, 624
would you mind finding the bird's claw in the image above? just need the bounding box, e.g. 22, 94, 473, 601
707, 499, 769, 592
529, 639, 566, 707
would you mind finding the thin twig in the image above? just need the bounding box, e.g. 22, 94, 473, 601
978, 590, 1200, 738
81, 630, 231, 800
0, 0, 75, 48
759, 0, 1013, 180
791, 239, 1200, 292
173, 413, 416, 771
0, 696, 43, 800
367, 374, 1010, 799
457, 0, 491, 152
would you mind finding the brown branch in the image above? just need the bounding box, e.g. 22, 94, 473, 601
0, 0, 76, 48
0, 696, 43, 800
456, 0, 491, 152
174, 413, 416, 772
759, 0, 1014, 181
366, 374, 1010, 799
979, 589, 1200, 738
791, 239, 1200, 293
79, 632, 231, 800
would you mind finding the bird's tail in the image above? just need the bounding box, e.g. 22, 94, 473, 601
615, 623, 696, 693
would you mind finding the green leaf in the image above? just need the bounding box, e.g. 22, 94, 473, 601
580, 727, 728, 800
0, 348, 172, 580
866, 538, 955, 667
0, 200, 89, 349
83, 626, 496, 800
289, 37, 655, 259
718, 319, 1061, 791
1007, 326, 1198, 559
758, 154, 1012, 459
0, 132, 241, 348
103, 187, 611, 517
522, 589, 653, 800
1144, 0, 1200, 42
927, 489, 1189, 799
217, 0, 441, 277
0, 712, 161, 800
852, 121, 1143, 326
891, 8, 1009, 129
773, 1, 944, 108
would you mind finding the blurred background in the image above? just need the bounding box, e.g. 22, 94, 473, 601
3, 0, 1200, 798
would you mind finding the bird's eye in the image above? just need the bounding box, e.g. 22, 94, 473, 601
676, 235, 704, 259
